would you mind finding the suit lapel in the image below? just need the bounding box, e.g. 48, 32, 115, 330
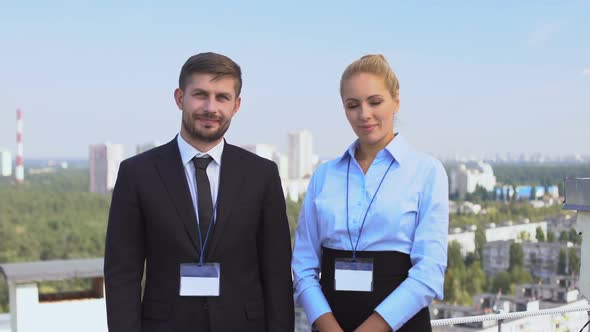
155, 138, 201, 254
206, 143, 245, 259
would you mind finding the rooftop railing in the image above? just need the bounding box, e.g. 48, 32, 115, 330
430, 303, 590, 331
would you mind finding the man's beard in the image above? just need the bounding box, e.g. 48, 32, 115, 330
182, 111, 231, 143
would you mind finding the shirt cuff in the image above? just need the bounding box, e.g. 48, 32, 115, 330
374, 278, 431, 331
299, 285, 332, 325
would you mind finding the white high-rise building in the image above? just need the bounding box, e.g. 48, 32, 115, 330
89, 143, 125, 194
136, 141, 161, 155
242, 144, 289, 179
0, 149, 12, 177
288, 130, 313, 179
242, 144, 276, 161
273, 152, 289, 180
449, 161, 496, 198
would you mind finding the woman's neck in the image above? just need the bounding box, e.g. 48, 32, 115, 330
355, 132, 395, 173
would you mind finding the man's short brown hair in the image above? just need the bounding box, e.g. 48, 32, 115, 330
179, 52, 242, 96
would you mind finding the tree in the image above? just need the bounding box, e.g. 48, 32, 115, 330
557, 248, 567, 275
0, 171, 111, 313
530, 186, 537, 200
447, 241, 465, 271
444, 268, 458, 302
512, 188, 519, 201
569, 248, 580, 275
490, 164, 590, 190
569, 229, 581, 245
444, 253, 487, 306
535, 227, 545, 242
444, 268, 471, 305
464, 185, 492, 202
444, 241, 476, 305
286, 198, 303, 244
518, 231, 530, 242
0, 278, 7, 312
474, 185, 489, 202
465, 261, 487, 295
510, 266, 533, 285
474, 227, 487, 260
547, 231, 556, 243
491, 271, 511, 294
559, 231, 569, 242
509, 242, 524, 272
465, 252, 477, 267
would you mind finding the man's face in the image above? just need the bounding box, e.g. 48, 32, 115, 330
175, 73, 241, 145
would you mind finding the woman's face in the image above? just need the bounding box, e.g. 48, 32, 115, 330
341, 72, 399, 148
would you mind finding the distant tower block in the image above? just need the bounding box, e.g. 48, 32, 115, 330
16, 109, 24, 183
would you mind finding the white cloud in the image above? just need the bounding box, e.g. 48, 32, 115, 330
583, 68, 590, 76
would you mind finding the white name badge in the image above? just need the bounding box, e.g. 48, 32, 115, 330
334, 258, 374, 292
179, 263, 220, 296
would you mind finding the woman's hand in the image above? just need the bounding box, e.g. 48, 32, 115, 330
314, 312, 344, 332
353, 312, 392, 332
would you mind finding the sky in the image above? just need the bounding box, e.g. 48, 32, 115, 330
0, 1, 589, 160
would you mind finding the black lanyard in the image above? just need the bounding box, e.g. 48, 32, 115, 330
346, 155, 395, 261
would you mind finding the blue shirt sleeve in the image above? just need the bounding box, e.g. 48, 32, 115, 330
291, 170, 333, 325
375, 159, 449, 330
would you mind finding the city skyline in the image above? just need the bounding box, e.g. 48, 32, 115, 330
1, 1, 589, 159
3, 130, 590, 163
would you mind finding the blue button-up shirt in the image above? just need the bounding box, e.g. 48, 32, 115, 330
292, 134, 449, 331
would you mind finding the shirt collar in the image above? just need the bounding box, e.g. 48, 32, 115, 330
177, 134, 225, 166
339, 133, 411, 165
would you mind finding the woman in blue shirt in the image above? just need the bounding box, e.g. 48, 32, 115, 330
292, 54, 449, 332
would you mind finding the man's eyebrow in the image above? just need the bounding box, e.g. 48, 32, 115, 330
190, 88, 208, 94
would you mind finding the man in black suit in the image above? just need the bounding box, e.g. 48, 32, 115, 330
104, 52, 294, 332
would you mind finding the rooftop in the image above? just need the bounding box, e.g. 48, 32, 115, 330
0, 258, 103, 283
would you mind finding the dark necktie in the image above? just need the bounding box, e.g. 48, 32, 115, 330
193, 156, 213, 245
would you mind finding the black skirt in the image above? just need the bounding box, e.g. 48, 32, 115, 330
319, 246, 431, 332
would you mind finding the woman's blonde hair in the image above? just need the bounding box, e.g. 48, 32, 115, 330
340, 54, 399, 99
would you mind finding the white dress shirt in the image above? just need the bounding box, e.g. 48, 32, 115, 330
177, 134, 224, 225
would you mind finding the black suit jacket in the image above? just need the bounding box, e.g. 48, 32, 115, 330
104, 138, 294, 332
